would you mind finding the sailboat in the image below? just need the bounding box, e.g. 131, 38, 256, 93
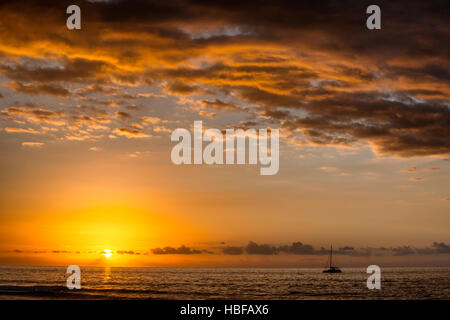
323, 245, 342, 273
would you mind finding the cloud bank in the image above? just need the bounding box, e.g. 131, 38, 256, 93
0, 0, 447, 157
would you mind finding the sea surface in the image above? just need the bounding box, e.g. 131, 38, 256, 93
0, 266, 448, 299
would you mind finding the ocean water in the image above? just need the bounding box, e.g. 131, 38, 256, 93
0, 266, 448, 300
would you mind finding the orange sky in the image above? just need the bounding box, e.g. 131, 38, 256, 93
0, 1, 449, 267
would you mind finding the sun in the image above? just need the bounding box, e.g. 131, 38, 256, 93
103, 249, 112, 258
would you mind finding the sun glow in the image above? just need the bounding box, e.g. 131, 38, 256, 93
103, 249, 112, 258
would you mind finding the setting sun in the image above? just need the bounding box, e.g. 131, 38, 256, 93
103, 249, 112, 259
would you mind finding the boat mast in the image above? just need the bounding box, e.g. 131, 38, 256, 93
330, 245, 332, 268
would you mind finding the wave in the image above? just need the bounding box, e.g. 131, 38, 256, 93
0, 284, 233, 299
0, 285, 199, 299
0, 285, 115, 299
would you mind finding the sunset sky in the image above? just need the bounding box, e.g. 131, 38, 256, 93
0, 0, 449, 267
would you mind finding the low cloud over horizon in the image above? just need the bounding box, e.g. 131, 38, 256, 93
4, 241, 450, 257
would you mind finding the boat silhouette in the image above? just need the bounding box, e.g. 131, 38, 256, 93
323, 245, 342, 273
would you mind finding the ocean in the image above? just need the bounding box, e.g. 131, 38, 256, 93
0, 266, 448, 300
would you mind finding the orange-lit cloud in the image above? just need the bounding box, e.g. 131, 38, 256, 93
0, 0, 447, 157
0, 0, 449, 268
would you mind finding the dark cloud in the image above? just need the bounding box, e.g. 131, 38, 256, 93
116, 111, 132, 120
245, 241, 277, 255
263, 108, 291, 120
9, 249, 71, 254
75, 84, 120, 96
336, 66, 376, 82
222, 246, 244, 255
392, 246, 416, 256
165, 81, 202, 95
0, 106, 65, 125
9, 82, 71, 97
5, 241, 450, 257
200, 99, 244, 112
0, 57, 108, 83
72, 115, 109, 126
116, 250, 137, 255
432, 242, 450, 254
231, 241, 450, 256
386, 63, 450, 83
279, 92, 450, 157
114, 127, 150, 138
151, 245, 203, 255
278, 242, 315, 255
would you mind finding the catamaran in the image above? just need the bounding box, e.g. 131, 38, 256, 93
323, 245, 342, 273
